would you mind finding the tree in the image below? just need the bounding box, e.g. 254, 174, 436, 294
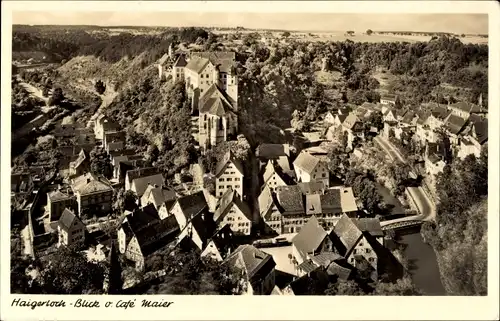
42, 86, 49, 98
90, 147, 112, 178
33, 245, 106, 294
366, 29, 373, 36
50, 87, 64, 106
325, 279, 365, 295
372, 276, 422, 295
282, 31, 291, 38
95, 80, 106, 95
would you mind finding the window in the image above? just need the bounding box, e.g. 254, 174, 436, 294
322, 173, 326, 178
353, 249, 357, 254
227, 178, 233, 181
220, 192, 223, 196
235, 185, 240, 189
219, 178, 224, 182
235, 177, 240, 181
369, 257, 374, 262
227, 185, 232, 189
359, 242, 363, 246
365, 248, 371, 253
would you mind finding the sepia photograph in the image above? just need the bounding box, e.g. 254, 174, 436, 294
2, 2, 498, 318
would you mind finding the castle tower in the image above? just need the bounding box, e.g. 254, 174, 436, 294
226, 66, 238, 111
321, 57, 328, 71
168, 43, 173, 59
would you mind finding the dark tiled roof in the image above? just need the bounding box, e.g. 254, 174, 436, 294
214, 150, 244, 177
200, 95, 234, 116
311, 251, 343, 268
135, 215, 180, 257
445, 114, 468, 135
72, 173, 113, 195
214, 188, 252, 222
326, 260, 353, 280
332, 214, 362, 256
297, 260, 319, 273
176, 191, 208, 220
125, 204, 161, 231
263, 160, 294, 186
126, 167, 161, 184
292, 216, 328, 255
450, 101, 483, 114
289, 269, 330, 295
320, 189, 342, 213
132, 174, 164, 197
191, 51, 236, 73
430, 103, 451, 120
381, 94, 397, 101
293, 151, 321, 174
337, 113, 349, 123
342, 113, 362, 130
173, 54, 188, 67
473, 119, 488, 144
276, 185, 304, 215
224, 244, 275, 280
352, 218, 383, 237
256, 144, 290, 160
401, 111, 417, 125
58, 208, 81, 232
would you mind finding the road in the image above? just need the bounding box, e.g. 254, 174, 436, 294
375, 136, 436, 224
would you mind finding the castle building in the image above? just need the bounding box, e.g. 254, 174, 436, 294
171, 51, 238, 151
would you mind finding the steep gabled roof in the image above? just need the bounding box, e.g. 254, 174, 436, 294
332, 214, 363, 256
58, 208, 83, 232
293, 151, 321, 175
445, 114, 468, 135
176, 191, 208, 220
214, 150, 244, 178
311, 252, 343, 268
126, 167, 161, 185
70, 149, 88, 169
472, 119, 488, 144
214, 188, 252, 222
258, 185, 279, 219
342, 113, 362, 130
173, 54, 188, 67
262, 160, 294, 186
292, 216, 328, 256
450, 101, 483, 114
199, 84, 235, 115
224, 244, 275, 280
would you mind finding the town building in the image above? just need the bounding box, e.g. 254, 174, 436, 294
200, 224, 236, 261
57, 208, 86, 247
424, 143, 447, 190
224, 244, 277, 295
293, 151, 329, 188
448, 101, 487, 119
103, 130, 126, 153
291, 216, 334, 265
331, 214, 381, 281
118, 205, 180, 271
197, 84, 238, 150
68, 149, 90, 177
140, 184, 177, 210
171, 55, 188, 82
380, 94, 397, 105
444, 114, 468, 146
255, 143, 291, 169
72, 173, 114, 216
47, 190, 76, 222
214, 151, 244, 198
261, 160, 295, 193
170, 191, 215, 251
258, 185, 283, 235
94, 115, 119, 140
341, 113, 365, 150
213, 188, 253, 235
125, 167, 164, 198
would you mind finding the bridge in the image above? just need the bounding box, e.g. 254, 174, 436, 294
381, 219, 423, 231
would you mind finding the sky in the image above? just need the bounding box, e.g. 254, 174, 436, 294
12, 12, 488, 35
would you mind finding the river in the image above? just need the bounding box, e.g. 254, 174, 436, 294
399, 231, 446, 295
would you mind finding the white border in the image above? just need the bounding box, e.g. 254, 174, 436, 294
1, 2, 499, 320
